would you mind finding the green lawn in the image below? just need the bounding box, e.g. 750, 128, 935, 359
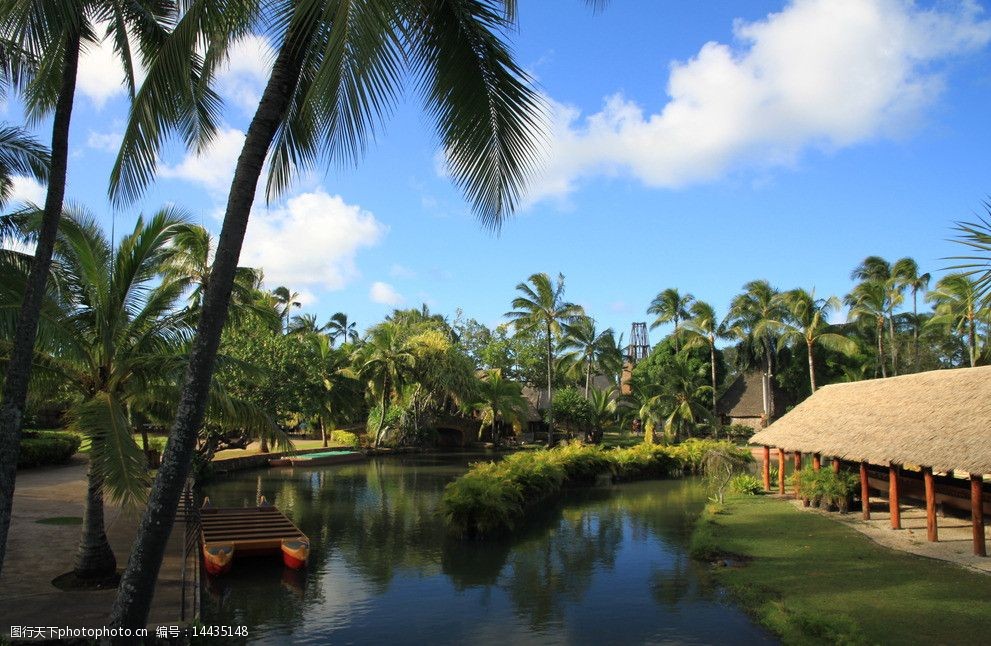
212, 439, 345, 461
691, 496, 991, 645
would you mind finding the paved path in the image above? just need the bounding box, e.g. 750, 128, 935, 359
0, 456, 188, 636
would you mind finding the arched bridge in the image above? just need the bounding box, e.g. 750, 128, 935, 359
433, 414, 481, 447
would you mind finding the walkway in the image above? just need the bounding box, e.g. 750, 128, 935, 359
0, 455, 187, 635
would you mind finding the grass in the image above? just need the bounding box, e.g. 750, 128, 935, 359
35, 516, 82, 525
212, 439, 347, 461
690, 495, 991, 645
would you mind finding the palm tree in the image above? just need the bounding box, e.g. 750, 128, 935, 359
892, 258, 930, 372
678, 300, 723, 421
0, 123, 49, 206
558, 316, 622, 397
724, 280, 783, 424
639, 356, 711, 444
356, 323, 416, 448
850, 256, 906, 375
776, 289, 855, 392
947, 202, 991, 300
470, 369, 528, 447
926, 274, 984, 367
506, 273, 584, 445
271, 286, 301, 333
846, 281, 889, 378
288, 313, 323, 336
326, 311, 359, 345
0, 0, 167, 576
588, 385, 619, 440
309, 335, 361, 447
648, 288, 694, 351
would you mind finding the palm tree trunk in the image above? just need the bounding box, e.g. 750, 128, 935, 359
709, 338, 717, 423
877, 320, 887, 378
912, 289, 920, 372
546, 321, 553, 446
584, 358, 591, 398
968, 311, 977, 368
374, 376, 388, 448
0, 31, 80, 576
807, 339, 817, 392
74, 464, 117, 579
888, 306, 898, 376
109, 36, 303, 631
764, 334, 775, 420
319, 418, 328, 448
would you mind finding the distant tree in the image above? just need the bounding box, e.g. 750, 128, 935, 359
326, 312, 359, 346
892, 258, 930, 372
271, 286, 302, 333
550, 387, 595, 441
846, 281, 890, 378
470, 369, 528, 447
648, 288, 694, 351
679, 300, 725, 420
724, 280, 784, 422
559, 316, 622, 397
927, 274, 984, 367
777, 289, 856, 392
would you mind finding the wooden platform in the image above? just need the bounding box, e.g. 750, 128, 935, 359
200, 504, 307, 555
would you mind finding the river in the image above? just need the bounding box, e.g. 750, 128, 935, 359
201, 452, 774, 644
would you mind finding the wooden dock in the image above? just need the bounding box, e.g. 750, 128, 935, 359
200, 499, 309, 573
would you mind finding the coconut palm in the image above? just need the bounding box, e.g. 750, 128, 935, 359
893, 258, 930, 372
309, 334, 361, 447
846, 281, 889, 378
648, 288, 694, 351
271, 286, 301, 333
288, 313, 323, 336
0, 123, 49, 206
355, 322, 416, 448
588, 385, 620, 438
0, 0, 168, 576
506, 273, 584, 445
947, 202, 991, 299
678, 300, 723, 420
326, 311, 359, 345
776, 289, 855, 392
850, 256, 907, 375
724, 280, 784, 424
926, 274, 984, 367
639, 355, 710, 444
470, 368, 527, 447
558, 316, 622, 397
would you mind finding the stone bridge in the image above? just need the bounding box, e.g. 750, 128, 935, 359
433, 414, 481, 447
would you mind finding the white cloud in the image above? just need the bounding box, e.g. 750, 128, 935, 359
87, 130, 123, 152
215, 34, 275, 113
240, 190, 385, 298
524, 0, 991, 204
389, 263, 416, 279
7, 176, 45, 205
77, 22, 146, 109
370, 281, 404, 306
159, 128, 245, 193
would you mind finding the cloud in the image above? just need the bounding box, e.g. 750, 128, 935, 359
87, 130, 123, 152
370, 281, 404, 306
524, 0, 991, 204
215, 34, 275, 113
159, 128, 245, 193
77, 22, 146, 108
240, 190, 386, 298
6, 176, 45, 205
389, 263, 416, 279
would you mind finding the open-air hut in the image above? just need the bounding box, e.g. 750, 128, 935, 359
750, 366, 991, 556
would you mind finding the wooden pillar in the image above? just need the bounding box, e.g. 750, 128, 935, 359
972, 475, 986, 557
860, 461, 870, 520
832, 458, 841, 474
923, 467, 937, 542
793, 451, 802, 498
762, 446, 771, 491
777, 448, 786, 495
889, 464, 901, 529
813, 453, 821, 471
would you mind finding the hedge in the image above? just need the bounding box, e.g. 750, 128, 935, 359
18, 431, 82, 469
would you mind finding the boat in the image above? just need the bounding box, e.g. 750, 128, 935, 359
269, 450, 366, 468
200, 496, 310, 575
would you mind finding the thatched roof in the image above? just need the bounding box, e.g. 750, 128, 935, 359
718, 371, 790, 418
750, 366, 991, 475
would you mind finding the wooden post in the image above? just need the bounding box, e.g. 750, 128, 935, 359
762, 446, 771, 491
972, 474, 986, 557
778, 448, 786, 495
923, 467, 937, 542
793, 451, 802, 498
889, 464, 901, 529
832, 458, 841, 474
813, 453, 821, 471
860, 461, 870, 520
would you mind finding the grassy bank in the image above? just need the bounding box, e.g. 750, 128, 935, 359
441, 439, 749, 538
690, 496, 991, 645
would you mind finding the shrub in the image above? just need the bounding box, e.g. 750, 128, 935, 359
794, 468, 860, 513
669, 438, 752, 474
730, 473, 763, 495
18, 431, 81, 468
330, 429, 359, 448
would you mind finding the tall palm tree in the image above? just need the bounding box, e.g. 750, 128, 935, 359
724, 280, 783, 424
947, 202, 991, 300
310, 334, 361, 447
470, 368, 527, 447
776, 289, 855, 392
558, 316, 621, 397
271, 286, 301, 333
846, 281, 889, 378
0, 123, 49, 206
0, 0, 168, 575
505, 272, 584, 445
850, 256, 906, 375
679, 300, 723, 420
108, 0, 546, 625
638, 355, 710, 444
288, 313, 323, 336
326, 311, 359, 345
647, 288, 693, 351
892, 258, 930, 372
356, 322, 416, 448
926, 274, 984, 367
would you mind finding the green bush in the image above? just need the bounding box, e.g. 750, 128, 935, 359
147, 436, 167, 453
794, 468, 860, 512
18, 431, 81, 468
669, 438, 752, 474
730, 473, 763, 495
330, 429, 359, 448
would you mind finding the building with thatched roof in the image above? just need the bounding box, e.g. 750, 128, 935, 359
750, 366, 990, 556
717, 371, 790, 430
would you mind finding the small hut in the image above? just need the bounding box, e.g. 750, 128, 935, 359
750, 366, 991, 556
717, 371, 790, 430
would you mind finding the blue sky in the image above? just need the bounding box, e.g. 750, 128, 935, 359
5, 0, 991, 343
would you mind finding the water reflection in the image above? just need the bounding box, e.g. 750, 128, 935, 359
202, 453, 774, 645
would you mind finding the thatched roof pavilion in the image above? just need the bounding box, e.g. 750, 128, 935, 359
750, 366, 990, 556
751, 366, 991, 475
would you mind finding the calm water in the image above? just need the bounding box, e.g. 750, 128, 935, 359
201, 453, 774, 645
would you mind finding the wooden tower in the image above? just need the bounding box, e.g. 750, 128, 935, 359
620, 322, 649, 395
